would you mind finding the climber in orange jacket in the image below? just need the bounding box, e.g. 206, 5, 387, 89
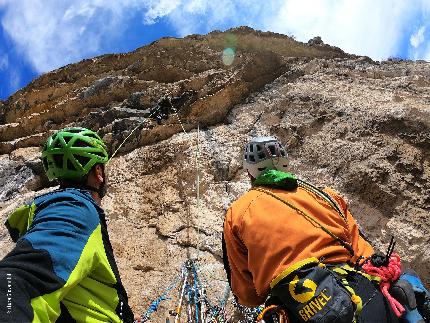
222, 136, 400, 322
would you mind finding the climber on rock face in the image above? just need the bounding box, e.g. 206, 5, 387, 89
0, 127, 134, 322
222, 136, 429, 322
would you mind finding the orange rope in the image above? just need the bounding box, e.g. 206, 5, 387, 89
256, 305, 289, 323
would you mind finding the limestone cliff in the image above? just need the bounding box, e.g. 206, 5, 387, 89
0, 27, 429, 319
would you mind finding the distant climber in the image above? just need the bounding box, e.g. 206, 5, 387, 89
222, 136, 429, 322
148, 90, 197, 124
0, 127, 134, 322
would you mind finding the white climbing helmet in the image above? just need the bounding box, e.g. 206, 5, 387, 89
243, 136, 289, 178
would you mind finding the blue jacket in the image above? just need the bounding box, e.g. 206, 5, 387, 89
0, 188, 134, 322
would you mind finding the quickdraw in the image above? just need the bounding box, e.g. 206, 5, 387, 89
256, 305, 290, 323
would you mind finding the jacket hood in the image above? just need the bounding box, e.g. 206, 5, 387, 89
5, 188, 97, 242
252, 169, 298, 190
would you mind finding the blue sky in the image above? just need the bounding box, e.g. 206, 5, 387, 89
0, 0, 429, 100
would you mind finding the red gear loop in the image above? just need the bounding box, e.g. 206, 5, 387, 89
362, 253, 405, 317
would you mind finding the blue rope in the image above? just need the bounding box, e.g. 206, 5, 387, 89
141, 273, 182, 322
145, 295, 170, 317
193, 262, 229, 321
141, 260, 232, 322
185, 282, 193, 321
219, 285, 230, 309
192, 264, 200, 323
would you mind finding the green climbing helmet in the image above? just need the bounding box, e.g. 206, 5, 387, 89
42, 127, 109, 181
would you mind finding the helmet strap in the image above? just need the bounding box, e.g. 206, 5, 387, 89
98, 165, 107, 198
58, 164, 107, 199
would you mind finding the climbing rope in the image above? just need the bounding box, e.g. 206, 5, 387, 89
107, 102, 164, 163
138, 259, 231, 323
195, 124, 202, 261
109, 95, 253, 322
256, 305, 289, 323
169, 105, 204, 263
193, 263, 232, 322
362, 253, 404, 317
139, 269, 183, 322
174, 266, 189, 323
232, 299, 264, 323
108, 94, 190, 163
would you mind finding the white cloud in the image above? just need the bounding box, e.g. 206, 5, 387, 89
1, 0, 429, 75
167, 1, 272, 36
425, 41, 430, 61
0, 54, 8, 70
0, 0, 275, 74
144, 0, 181, 24
266, 0, 423, 60
0, 0, 148, 73
410, 26, 426, 48
9, 68, 20, 90
63, 2, 96, 21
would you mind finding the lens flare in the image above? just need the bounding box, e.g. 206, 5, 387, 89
222, 48, 235, 66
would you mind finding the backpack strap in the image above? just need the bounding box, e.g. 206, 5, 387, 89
252, 187, 355, 257
297, 179, 347, 223
330, 264, 383, 322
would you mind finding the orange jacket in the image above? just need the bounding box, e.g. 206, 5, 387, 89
223, 183, 374, 307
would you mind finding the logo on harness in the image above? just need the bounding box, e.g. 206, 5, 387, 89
298, 288, 332, 321
271, 258, 357, 322
289, 275, 317, 303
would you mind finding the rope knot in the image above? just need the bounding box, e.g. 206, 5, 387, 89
362, 253, 404, 317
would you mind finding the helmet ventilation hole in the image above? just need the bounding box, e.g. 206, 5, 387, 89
67, 128, 81, 133
268, 145, 276, 155
54, 140, 62, 149
75, 155, 91, 168
85, 133, 98, 139
67, 159, 75, 171
53, 155, 63, 168
74, 139, 89, 147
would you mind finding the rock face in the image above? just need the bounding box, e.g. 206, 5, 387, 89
0, 26, 429, 319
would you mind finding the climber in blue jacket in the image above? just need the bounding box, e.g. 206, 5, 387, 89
0, 127, 134, 322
